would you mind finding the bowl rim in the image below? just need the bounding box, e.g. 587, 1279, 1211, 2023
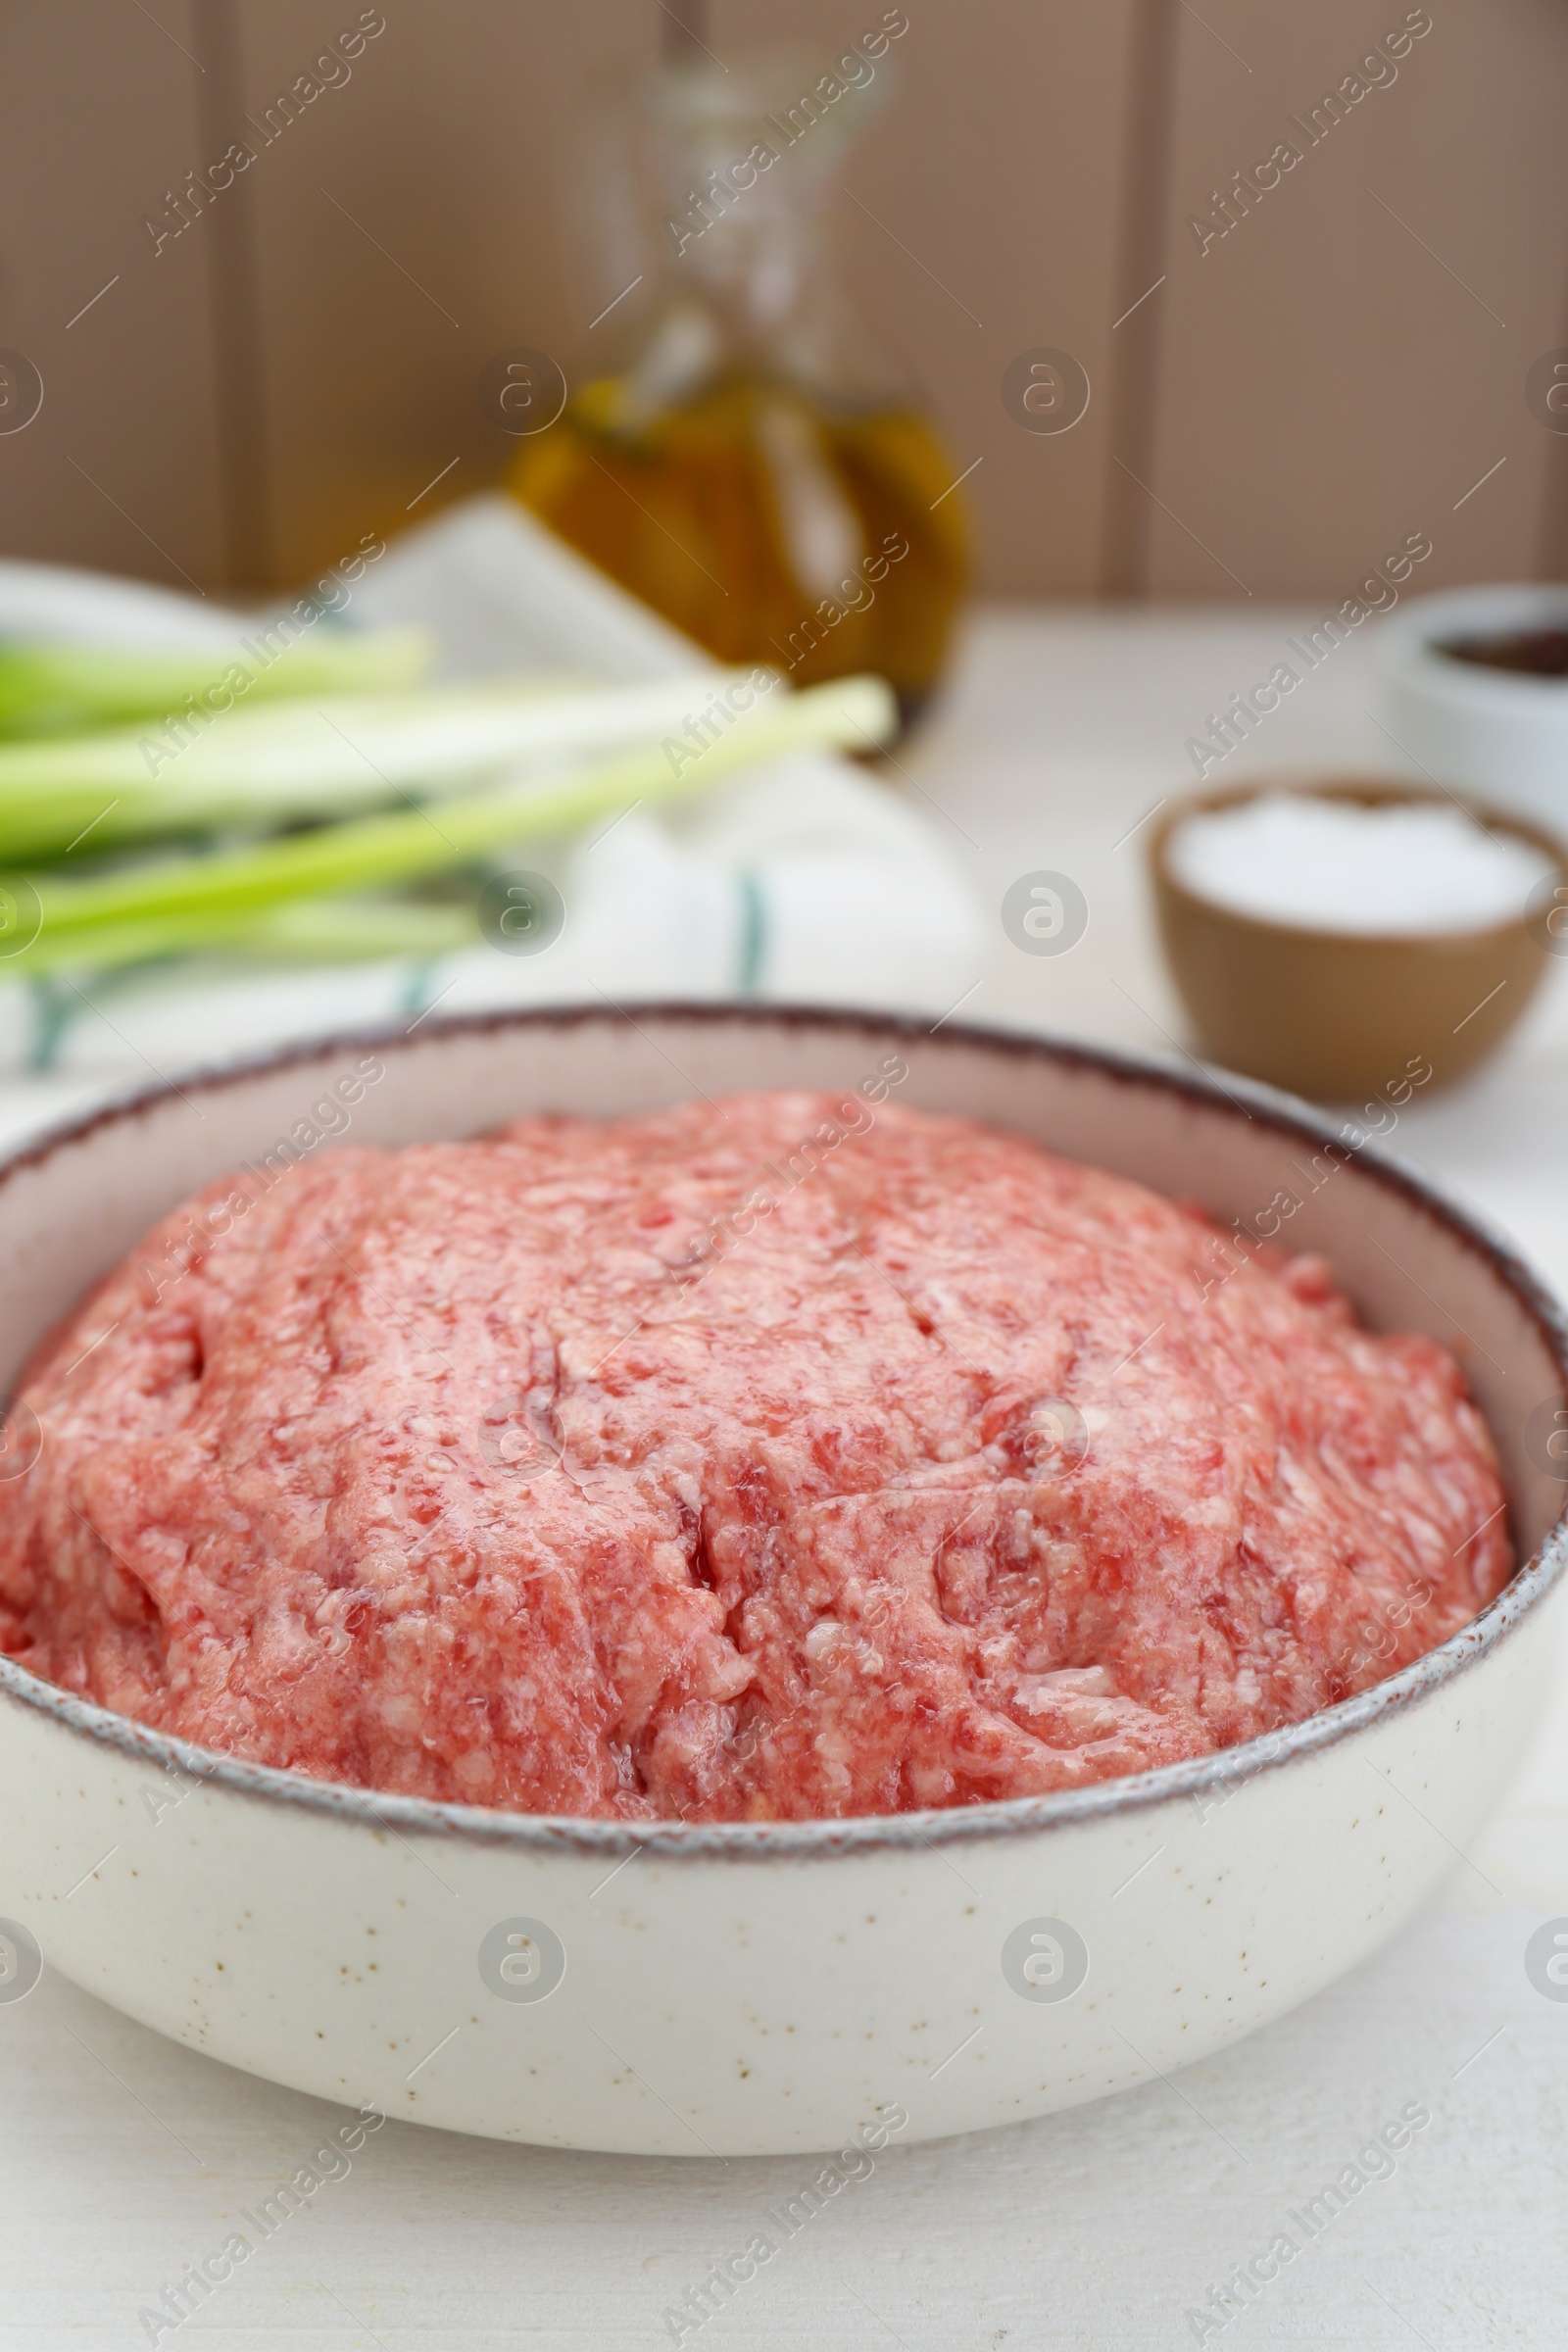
2, 1000, 1564, 1860
1149, 773, 1568, 952
1376, 580, 1568, 694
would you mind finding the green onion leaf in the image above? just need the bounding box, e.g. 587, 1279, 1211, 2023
0, 671, 791, 862
0, 627, 431, 739
3, 674, 895, 976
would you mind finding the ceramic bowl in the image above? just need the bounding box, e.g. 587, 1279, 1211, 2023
1149, 777, 1565, 1101
0, 1006, 1564, 2157
1374, 581, 1568, 827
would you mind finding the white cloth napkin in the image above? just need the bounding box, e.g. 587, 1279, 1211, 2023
0, 497, 983, 1127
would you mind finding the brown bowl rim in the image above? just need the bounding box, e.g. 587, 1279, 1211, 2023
1149, 773, 1568, 952
0, 1001, 1564, 1859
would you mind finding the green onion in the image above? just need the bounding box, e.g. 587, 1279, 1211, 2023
4, 674, 894, 976
0, 628, 431, 739
0, 671, 786, 863
15, 894, 480, 973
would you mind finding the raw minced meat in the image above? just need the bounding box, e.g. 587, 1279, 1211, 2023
0, 1091, 1511, 1818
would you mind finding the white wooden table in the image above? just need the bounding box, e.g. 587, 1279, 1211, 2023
4, 607, 1565, 2351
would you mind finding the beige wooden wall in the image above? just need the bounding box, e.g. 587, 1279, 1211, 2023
1, 0, 1564, 602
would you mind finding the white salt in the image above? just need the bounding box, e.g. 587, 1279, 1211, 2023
1166, 794, 1553, 937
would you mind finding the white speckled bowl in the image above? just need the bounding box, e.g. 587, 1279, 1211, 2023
0, 1006, 1563, 2156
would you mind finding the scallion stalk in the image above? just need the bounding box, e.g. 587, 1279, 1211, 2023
4, 675, 894, 975
0, 628, 431, 739
0, 671, 782, 862
0, 630, 439, 738
11, 894, 480, 973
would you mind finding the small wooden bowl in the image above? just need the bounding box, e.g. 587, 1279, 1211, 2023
1149, 777, 1566, 1102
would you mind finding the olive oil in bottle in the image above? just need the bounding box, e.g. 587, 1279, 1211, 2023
508, 47, 969, 732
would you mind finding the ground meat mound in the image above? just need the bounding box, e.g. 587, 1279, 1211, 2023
0, 1092, 1511, 1819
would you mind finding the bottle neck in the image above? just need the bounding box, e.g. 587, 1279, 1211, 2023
602, 58, 904, 414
